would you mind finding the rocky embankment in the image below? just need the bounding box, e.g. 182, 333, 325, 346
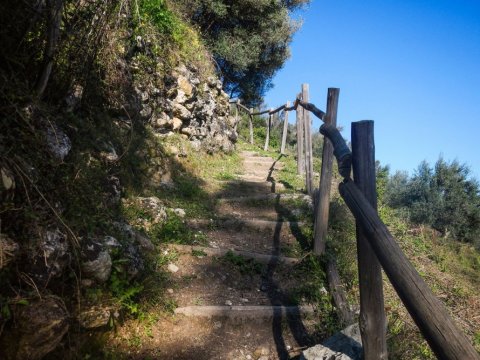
137, 63, 237, 153
0, 57, 238, 358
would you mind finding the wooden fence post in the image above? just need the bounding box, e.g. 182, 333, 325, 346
296, 93, 304, 174
234, 100, 239, 131
352, 120, 387, 360
313, 88, 339, 255
339, 180, 480, 360
264, 109, 272, 151
302, 84, 314, 195
280, 101, 289, 155
249, 108, 254, 145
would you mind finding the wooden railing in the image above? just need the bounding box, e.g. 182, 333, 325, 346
230, 86, 480, 360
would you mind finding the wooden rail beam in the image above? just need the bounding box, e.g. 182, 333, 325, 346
296, 100, 326, 121
339, 180, 480, 360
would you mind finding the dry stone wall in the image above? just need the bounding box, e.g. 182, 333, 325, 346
136, 64, 238, 154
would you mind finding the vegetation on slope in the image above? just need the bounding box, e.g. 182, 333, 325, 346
173, 0, 311, 105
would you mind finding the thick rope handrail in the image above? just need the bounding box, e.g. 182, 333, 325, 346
231, 96, 326, 120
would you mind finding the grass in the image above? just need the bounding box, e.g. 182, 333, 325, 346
220, 251, 263, 276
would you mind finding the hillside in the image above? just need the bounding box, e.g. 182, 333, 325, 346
1, 0, 479, 359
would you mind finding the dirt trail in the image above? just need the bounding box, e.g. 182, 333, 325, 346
109, 150, 319, 360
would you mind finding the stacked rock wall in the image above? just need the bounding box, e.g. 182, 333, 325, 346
136, 64, 237, 154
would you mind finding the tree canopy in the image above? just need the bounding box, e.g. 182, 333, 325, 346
174, 0, 310, 106
383, 158, 480, 245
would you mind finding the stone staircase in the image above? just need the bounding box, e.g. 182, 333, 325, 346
158, 150, 318, 359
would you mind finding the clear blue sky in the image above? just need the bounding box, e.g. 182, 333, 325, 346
264, 0, 480, 178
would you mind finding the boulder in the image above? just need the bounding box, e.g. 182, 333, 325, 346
65, 84, 83, 111
177, 75, 193, 96
14, 297, 69, 360
81, 238, 112, 283
77, 306, 112, 329
28, 228, 70, 286
301, 324, 362, 360
45, 124, 71, 162
173, 103, 191, 120
0, 233, 19, 269
171, 117, 183, 131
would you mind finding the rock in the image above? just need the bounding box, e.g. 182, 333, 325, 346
167, 288, 174, 294
126, 196, 167, 226
105, 175, 121, 205
99, 142, 119, 162
140, 104, 152, 118
152, 112, 170, 129
81, 279, 94, 287
135, 232, 155, 252
28, 228, 70, 286
103, 235, 121, 249
167, 263, 179, 273
173, 89, 188, 104
173, 103, 191, 120
0, 234, 19, 269
177, 75, 193, 97
301, 324, 362, 360
81, 239, 112, 283
14, 297, 69, 360
77, 306, 112, 329
1, 166, 15, 191
171, 117, 183, 131
45, 124, 71, 162
124, 243, 144, 278
254, 346, 270, 358
225, 300, 233, 306
180, 127, 194, 137
173, 208, 186, 218
65, 84, 84, 111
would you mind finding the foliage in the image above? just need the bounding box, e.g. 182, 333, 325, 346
174, 0, 310, 105
384, 158, 480, 245
291, 254, 339, 336
109, 266, 144, 315
221, 251, 263, 275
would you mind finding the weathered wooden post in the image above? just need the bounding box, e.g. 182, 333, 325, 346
302, 84, 314, 195
280, 101, 289, 155
296, 93, 304, 174
339, 180, 480, 360
249, 108, 254, 145
234, 100, 239, 132
264, 108, 272, 151
313, 88, 339, 255
351, 120, 387, 360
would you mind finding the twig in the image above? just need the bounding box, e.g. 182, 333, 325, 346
11, 160, 80, 248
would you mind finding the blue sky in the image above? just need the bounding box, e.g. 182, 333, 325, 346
264, 0, 480, 178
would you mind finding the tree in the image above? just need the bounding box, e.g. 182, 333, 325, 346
174, 0, 309, 105
385, 158, 480, 244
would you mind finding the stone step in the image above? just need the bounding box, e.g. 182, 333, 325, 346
214, 195, 313, 222
185, 217, 311, 256
216, 193, 311, 203
170, 244, 300, 265
175, 305, 316, 319
212, 179, 286, 195
164, 249, 308, 308
187, 218, 307, 231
